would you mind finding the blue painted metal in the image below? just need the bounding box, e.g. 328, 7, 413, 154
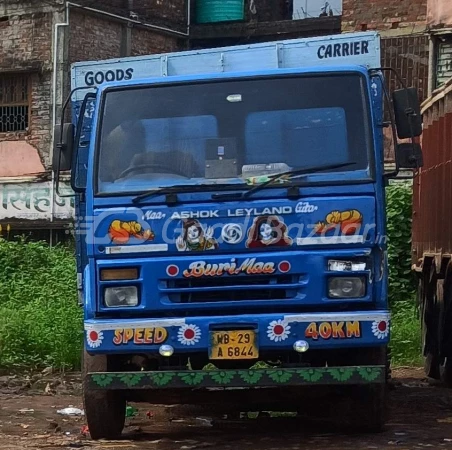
84, 311, 390, 355
196, 0, 244, 24
71, 34, 389, 374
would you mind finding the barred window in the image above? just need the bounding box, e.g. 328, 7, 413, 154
0, 74, 30, 133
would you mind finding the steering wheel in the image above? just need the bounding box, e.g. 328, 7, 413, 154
117, 163, 188, 180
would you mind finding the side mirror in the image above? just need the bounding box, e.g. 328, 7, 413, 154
53, 123, 74, 172
396, 142, 423, 169
392, 87, 422, 139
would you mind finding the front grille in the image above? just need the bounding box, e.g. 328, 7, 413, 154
160, 274, 306, 304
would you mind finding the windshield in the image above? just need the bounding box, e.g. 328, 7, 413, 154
96, 73, 372, 194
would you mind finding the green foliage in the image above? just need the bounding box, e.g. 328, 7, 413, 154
0, 238, 82, 371
386, 183, 416, 305
390, 300, 422, 366
385, 183, 421, 366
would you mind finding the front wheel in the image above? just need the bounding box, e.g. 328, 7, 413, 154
350, 383, 387, 432
82, 351, 126, 440
342, 348, 388, 432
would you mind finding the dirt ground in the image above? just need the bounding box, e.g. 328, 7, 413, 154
0, 368, 452, 450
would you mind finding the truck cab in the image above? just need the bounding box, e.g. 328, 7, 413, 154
54, 32, 423, 439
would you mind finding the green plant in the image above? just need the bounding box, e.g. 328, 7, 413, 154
385, 183, 422, 366
0, 238, 82, 371
386, 183, 416, 305
390, 300, 422, 366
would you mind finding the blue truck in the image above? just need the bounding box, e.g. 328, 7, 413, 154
53, 31, 423, 439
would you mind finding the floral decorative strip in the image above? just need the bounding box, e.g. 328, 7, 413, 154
150, 372, 174, 386
179, 372, 206, 385
297, 368, 324, 383
357, 367, 383, 382
118, 373, 145, 387
210, 371, 236, 384
240, 370, 264, 384
327, 368, 355, 382
267, 369, 293, 383
91, 374, 114, 387
88, 365, 385, 389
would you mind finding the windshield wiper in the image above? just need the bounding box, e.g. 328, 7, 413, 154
133, 162, 357, 204
212, 162, 357, 201
132, 185, 207, 204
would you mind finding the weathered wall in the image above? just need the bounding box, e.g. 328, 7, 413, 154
250, 0, 291, 22
1, 1, 184, 173
0, 4, 55, 171
381, 35, 429, 162
77, 0, 187, 29
342, 0, 427, 32
427, 0, 452, 26
131, 0, 186, 27
68, 11, 123, 63
0, 10, 53, 72
0, 141, 45, 177
131, 27, 180, 56
340, 0, 429, 163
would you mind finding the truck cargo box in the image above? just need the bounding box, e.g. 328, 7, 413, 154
413, 79, 452, 267
71, 31, 380, 100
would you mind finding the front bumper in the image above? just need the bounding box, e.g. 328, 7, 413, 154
84, 311, 390, 354
87, 365, 386, 390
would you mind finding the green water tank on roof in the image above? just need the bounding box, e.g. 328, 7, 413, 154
196, 0, 245, 24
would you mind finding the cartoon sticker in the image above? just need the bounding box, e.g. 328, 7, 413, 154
371, 320, 389, 339
314, 210, 363, 236
108, 220, 155, 244
246, 215, 293, 248
267, 320, 291, 342
113, 327, 168, 345
176, 219, 218, 251
305, 321, 361, 340
86, 330, 104, 348
178, 324, 201, 345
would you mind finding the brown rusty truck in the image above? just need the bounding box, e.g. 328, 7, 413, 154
413, 26, 452, 386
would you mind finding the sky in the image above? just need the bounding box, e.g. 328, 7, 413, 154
292, 0, 342, 19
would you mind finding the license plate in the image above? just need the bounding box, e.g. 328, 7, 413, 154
209, 330, 258, 360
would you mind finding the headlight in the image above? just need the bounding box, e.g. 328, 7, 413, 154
328, 277, 366, 299
104, 286, 139, 307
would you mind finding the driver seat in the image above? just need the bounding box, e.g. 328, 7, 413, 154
128, 150, 200, 178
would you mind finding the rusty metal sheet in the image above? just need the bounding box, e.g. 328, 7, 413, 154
413, 84, 452, 264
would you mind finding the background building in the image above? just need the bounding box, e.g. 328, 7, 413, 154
189, 0, 339, 48
2, 0, 443, 239
341, 0, 429, 162
0, 0, 187, 241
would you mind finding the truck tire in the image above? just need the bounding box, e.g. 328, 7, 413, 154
440, 266, 452, 388
351, 383, 387, 432
82, 350, 126, 440
333, 348, 388, 432
440, 358, 452, 388
421, 274, 441, 379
